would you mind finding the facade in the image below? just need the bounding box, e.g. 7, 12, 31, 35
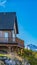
0, 12, 24, 54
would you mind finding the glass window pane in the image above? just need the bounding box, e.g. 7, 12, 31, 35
12, 30, 15, 42
5, 32, 8, 38
0, 31, 2, 37
4, 32, 8, 41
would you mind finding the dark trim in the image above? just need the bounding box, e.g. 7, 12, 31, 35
15, 16, 19, 34
0, 42, 18, 44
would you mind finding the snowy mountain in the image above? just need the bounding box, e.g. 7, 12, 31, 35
27, 44, 37, 51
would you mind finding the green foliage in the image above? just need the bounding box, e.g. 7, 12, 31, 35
19, 48, 37, 65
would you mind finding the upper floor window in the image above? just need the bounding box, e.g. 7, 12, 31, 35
0, 31, 2, 37
0, 31, 8, 42
4, 32, 8, 38
4, 32, 8, 41
12, 30, 15, 42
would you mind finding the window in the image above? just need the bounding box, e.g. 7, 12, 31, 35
5, 32, 8, 37
12, 30, 15, 42
4, 32, 8, 41
0, 31, 2, 37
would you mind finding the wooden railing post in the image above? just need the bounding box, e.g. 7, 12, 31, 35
8, 47, 11, 53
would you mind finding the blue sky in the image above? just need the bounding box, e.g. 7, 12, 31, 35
0, 0, 37, 46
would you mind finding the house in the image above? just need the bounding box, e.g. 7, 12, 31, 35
0, 12, 24, 54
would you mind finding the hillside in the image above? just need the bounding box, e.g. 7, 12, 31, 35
18, 48, 37, 65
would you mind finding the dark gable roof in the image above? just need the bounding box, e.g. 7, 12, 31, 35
0, 12, 18, 34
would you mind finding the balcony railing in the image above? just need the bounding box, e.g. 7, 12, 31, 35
0, 37, 24, 48
16, 37, 24, 47
0, 37, 14, 43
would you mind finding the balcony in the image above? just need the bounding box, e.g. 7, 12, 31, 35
0, 37, 24, 48
16, 37, 24, 48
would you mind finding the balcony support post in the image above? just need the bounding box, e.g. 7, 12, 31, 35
8, 46, 11, 53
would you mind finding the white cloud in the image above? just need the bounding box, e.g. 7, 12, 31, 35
0, 0, 7, 7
